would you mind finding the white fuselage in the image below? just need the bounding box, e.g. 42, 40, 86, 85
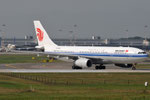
45, 46, 149, 64
34, 20, 149, 69
34, 21, 148, 69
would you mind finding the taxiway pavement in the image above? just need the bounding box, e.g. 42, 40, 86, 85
0, 62, 150, 73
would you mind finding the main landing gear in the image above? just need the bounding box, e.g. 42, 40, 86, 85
95, 64, 106, 70
72, 65, 82, 69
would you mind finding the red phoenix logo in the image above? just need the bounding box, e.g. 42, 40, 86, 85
36, 28, 44, 41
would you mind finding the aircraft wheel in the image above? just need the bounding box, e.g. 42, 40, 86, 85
72, 65, 76, 69
95, 66, 99, 70
132, 67, 136, 70
102, 66, 106, 69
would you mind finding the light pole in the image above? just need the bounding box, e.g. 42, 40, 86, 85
73, 24, 77, 46
69, 30, 73, 46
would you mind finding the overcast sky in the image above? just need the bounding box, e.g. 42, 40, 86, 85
0, 0, 150, 39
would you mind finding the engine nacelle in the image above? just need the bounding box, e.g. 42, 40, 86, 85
74, 58, 92, 68
115, 64, 133, 68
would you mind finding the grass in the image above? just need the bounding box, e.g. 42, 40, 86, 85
0, 73, 150, 100
0, 54, 54, 64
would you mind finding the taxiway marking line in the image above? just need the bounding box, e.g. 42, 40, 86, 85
5, 64, 19, 69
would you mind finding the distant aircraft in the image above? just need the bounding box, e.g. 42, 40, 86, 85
34, 21, 149, 70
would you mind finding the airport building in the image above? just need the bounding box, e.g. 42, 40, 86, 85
109, 38, 150, 50
0, 36, 150, 50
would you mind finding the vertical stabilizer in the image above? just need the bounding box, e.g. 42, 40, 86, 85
34, 20, 57, 48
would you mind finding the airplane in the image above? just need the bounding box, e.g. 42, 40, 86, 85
34, 20, 149, 70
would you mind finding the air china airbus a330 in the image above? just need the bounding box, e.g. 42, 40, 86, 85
34, 20, 149, 70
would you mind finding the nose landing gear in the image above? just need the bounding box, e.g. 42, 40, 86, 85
131, 63, 137, 70
132, 66, 136, 70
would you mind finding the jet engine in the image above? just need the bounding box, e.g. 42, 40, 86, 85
74, 58, 92, 68
115, 64, 133, 68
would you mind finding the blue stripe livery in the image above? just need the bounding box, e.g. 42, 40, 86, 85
46, 52, 148, 58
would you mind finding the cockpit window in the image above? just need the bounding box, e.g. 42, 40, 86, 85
138, 52, 146, 54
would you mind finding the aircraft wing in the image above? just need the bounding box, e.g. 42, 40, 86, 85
10, 50, 44, 55
11, 50, 108, 64
44, 52, 106, 64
